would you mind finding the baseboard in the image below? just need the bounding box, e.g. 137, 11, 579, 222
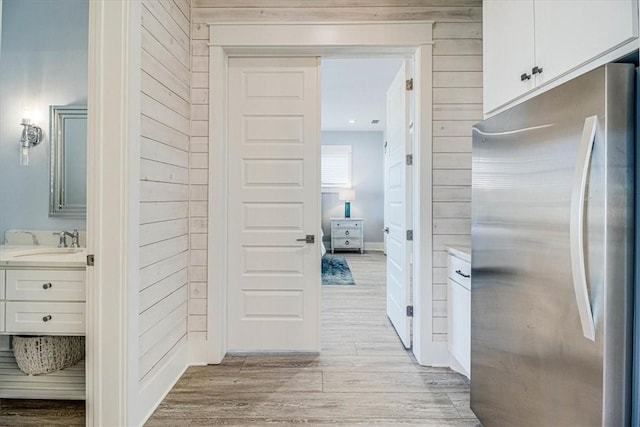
416, 340, 450, 367
189, 338, 208, 366
450, 354, 470, 379
432, 342, 451, 367
364, 242, 384, 251
324, 242, 384, 252
136, 338, 189, 426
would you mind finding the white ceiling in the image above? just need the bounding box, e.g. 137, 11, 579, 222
321, 58, 405, 132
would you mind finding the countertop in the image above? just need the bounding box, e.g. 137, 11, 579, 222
447, 245, 471, 262
0, 245, 87, 269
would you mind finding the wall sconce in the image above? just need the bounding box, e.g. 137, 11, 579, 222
19, 118, 43, 166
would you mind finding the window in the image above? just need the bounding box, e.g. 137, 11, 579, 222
321, 145, 352, 190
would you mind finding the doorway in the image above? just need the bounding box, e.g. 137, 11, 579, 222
319, 57, 413, 351
207, 21, 435, 365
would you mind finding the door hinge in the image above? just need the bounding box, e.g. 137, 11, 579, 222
406, 78, 413, 91
86, 254, 95, 267
406, 154, 413, 165
406, 306, 414, 317
406, 230, 413, 241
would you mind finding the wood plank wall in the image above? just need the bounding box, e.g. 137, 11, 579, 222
190, 0, 480, 348
139, 0, 191, 386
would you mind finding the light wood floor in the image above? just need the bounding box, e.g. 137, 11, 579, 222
0, 252, 479, 426
146, 251, 479, 426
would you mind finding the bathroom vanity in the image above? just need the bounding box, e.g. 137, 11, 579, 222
0, 245, 86, 400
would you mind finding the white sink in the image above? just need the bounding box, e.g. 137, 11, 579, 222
10, 247, 84, 258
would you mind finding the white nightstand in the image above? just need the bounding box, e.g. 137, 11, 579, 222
330, 218, 364, 254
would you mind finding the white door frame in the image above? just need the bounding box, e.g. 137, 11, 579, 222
207, 21, 436, 365
87, 1, 140, 426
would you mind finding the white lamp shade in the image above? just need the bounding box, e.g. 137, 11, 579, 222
338, 188, 356, 201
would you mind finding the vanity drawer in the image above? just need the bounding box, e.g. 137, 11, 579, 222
5, 302, 85, 335
448, 255, 471, 291
6, 270, 85, 301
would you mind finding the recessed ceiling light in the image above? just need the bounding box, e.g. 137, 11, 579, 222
371, 119, 380, 124
348, 119, 356, 124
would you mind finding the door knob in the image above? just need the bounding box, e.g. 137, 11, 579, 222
296, 235, 315, 244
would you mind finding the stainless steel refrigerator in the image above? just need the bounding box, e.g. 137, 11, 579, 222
471, 63, 635, 426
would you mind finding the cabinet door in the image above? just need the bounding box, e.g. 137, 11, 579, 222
483, 0, 536, 113
450, 281, 471, 377
534, 0, 638, 85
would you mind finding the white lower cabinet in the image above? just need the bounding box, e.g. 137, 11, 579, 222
447, 249, 471, 379
0, 268, 86, 399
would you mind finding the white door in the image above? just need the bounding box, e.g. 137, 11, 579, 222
227, 57, 320, 352
385, 60, 412, 349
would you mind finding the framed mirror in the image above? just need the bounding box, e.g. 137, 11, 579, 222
49, 105, 87, 218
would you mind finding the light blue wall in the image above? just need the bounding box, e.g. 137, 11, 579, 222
322, 131, 384, 247
0, 0, 88, 238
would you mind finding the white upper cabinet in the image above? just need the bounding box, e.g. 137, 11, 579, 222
483, 0, 535, 113
534, 1, 638, 85
484, 0, 639, 114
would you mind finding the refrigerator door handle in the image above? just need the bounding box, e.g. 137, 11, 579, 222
569, 115, 598, 342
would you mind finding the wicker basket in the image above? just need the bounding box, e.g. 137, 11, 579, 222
12, 336, 85, 375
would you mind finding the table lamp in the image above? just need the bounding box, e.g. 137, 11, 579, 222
338, 189, 356, 218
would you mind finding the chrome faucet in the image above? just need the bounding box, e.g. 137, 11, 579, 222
54, 229, 80, 248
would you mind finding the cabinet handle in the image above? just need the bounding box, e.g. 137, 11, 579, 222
42, 315, 52, 322
520, 73, 531, 81
345, 240, 350, 246
345, 230, 350, 236
532, 66, 543, 75
455, 269, 470, 279
42, 283, 52, 290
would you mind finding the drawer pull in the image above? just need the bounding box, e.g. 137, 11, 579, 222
455, 269, 470, 279
345, 230, 350, 236
345, 240, 350, 246
42, 315, 52, 322
42, 283, 52, 290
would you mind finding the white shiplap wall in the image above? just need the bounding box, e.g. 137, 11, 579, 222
139, 0, 191, 388
431, 19, 481, 343
190, 0, 479, 350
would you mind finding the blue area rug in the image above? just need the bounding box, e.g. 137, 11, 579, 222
322, 254, 355, 285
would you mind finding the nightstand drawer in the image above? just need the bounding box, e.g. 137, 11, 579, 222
332, 238, 361, 249
332, 220, 362, 229
331, 227, 362, 238
5, 302, 85, 335
6, 270, 85, 301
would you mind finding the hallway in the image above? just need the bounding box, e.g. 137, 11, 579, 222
146, 252, 478, 426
